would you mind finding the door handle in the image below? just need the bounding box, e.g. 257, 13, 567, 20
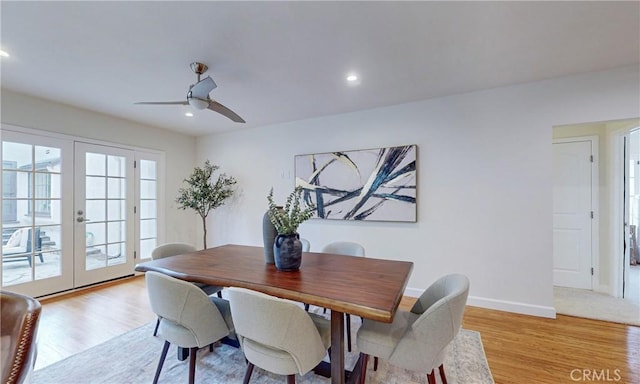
76, 217, 91, 223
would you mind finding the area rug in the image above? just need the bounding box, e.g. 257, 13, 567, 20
554, 287, 640, 326
34, 316, 493, 384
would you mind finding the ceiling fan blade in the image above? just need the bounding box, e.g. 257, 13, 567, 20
190, 76, 217, 99
134, 101, 189, 105
208, 100, 246, 123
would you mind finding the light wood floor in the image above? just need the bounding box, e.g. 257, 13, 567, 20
35, 276, 640, 384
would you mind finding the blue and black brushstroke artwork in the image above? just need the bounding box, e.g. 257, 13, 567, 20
295, 145, 416, 222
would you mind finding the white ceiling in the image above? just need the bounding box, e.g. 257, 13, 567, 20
1, 1, 638, 136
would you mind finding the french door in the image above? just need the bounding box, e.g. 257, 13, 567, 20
1, 131, 74, 296
73, 143, 135, 287
1, 128, 161, 297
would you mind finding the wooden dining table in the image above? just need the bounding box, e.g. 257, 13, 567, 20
135, 244, 413, 384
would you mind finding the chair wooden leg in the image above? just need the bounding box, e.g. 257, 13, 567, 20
346, 314, 352, 352
373, 357, 378, 371
287, 374, 296, 384
188, 347, 197, 384
360, 353, 369, 384
242, 362, 255, 384
439, 364, 447, 384
153, 317, 161, 336
153, 341, 170, 384
427, 369, 436, 384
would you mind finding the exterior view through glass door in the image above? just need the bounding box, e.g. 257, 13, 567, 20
74, 143, 135, 287
1, 131, 74, 297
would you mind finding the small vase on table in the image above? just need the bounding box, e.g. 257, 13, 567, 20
266, 186, 315, 271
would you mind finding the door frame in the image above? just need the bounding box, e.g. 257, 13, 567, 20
552, 136, 599, 291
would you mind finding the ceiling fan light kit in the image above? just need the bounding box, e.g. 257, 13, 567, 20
188, 96, 209, 110
134, 61, 245, 123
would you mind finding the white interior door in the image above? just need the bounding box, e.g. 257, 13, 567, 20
553, 140, 593, 289
74, 143, 135, 287
1, 131, 74, 297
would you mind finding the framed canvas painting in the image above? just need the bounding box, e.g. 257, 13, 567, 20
294, 145, 416, 222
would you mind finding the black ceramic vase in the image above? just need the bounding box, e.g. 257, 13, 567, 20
273, 233, 302, 271
262, 211, 277, 264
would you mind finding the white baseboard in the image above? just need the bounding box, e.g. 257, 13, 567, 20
467, 296, 556, 318
594, 284, 614, 296
404, 287, 557, 319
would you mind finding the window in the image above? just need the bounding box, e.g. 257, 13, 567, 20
136, 153, 163, 260
28, 170, 52, 216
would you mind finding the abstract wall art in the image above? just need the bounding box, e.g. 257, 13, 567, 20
294, 145, 417, 222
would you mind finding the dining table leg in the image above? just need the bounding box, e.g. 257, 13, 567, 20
331, 310, 345, 384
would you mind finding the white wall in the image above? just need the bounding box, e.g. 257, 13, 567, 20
198, 66, 640, 318
1, 90, 200, 246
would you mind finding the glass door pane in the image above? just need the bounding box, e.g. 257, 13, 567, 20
139, 159, 158, 259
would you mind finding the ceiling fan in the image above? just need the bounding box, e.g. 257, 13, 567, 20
135, 62, 245, 123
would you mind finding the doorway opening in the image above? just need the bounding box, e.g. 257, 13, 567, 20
552, 118, 640, 325
622, 127, 640, 304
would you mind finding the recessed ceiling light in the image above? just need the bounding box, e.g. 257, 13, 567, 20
346, 72, 361, 86
0, 50, 9, 58
184, 112, 194, 117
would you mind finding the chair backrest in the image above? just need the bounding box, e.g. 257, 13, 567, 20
151, 242, 196, 260
145, 271, 229, 346
4, 228, 25, 248
390, 274, 470, 371
300, 238, 310, 252
227, 287, 327, 374
25, 228, 42, 253
2, 228, 30, 252
1, 291, 42, 384
321, 241, 365, 257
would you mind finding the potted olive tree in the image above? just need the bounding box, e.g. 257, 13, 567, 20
176, 160, 237, 249
267, 186, 315, 271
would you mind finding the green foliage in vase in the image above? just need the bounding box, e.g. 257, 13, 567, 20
176, 160, 237, 248
267, 186, 315, 235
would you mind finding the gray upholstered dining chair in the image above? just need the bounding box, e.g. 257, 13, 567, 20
145, 271, 235, 384
150, 242, 223, 336
227, 287, 331, 384
320, 241, 365, 352
300, 238, 311, 252
321, 241, 365, 257
1, 290, 42, 384
356, 274, 470, 384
